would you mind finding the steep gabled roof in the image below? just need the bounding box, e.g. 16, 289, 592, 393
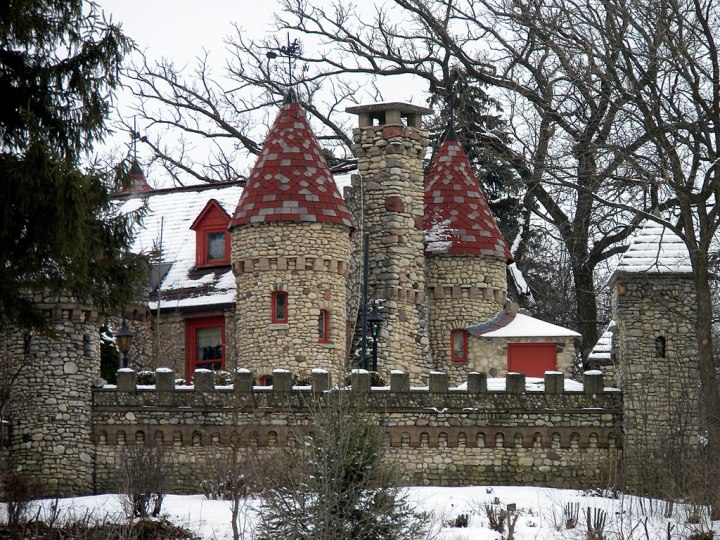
117, 181, 244, 310
611, 219, 692, 280
423, 130, 511, 260
190, 199, 231, 231
229, 103, 354, 229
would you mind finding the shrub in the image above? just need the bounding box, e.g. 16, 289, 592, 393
118, 443, 169, 518
136, 370, 155, 385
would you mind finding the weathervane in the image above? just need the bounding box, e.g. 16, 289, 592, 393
130, 117, 147, 160
266, 33, 306, 103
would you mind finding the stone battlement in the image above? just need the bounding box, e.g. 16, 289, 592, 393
106, 367, 615, 398
91, 367, 622, 492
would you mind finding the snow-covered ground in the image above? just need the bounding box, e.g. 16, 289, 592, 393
2, 486, 718, 539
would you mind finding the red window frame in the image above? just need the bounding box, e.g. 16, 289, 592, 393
258, 374, 274, 386
185, 316, 225, 380
318, 310, 330, 343
450, 329, 468, 362
190, 200, 231, 268
272, 291, 288, 323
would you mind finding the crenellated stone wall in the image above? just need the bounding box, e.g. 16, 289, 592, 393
346, 104, 433, 381
91, 368, 622, 493
2, 297, 100, 496
612, 274, 700, 482
232, 222, 351, 379
427, 256, 508, 383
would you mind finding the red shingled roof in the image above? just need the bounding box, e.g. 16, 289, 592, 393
423, 132, 512, 260
229, 103, 354, 229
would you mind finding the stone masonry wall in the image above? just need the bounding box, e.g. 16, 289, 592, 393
349, 122, 432, 381
427, 256, 507, 384
232, 222, 351, 379
3, 298, 100, 496
612, 274, 700, 480
91, 369, 622, 494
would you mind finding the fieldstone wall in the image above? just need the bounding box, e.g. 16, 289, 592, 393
427, 256, 507, 383
347, 115, 433, 382
612, 274, 700, 481
232, 222, 351, 379
470, 336, 576, 378
91, 369, 622, 493
2, 297, 100, 496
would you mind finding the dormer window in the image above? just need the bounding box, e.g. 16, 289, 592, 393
190, 199, 231, 268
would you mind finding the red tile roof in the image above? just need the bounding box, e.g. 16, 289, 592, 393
423, 131, 511, 260
229, 103, 354, 229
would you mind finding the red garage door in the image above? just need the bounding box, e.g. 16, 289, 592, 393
507, 343, 557, 377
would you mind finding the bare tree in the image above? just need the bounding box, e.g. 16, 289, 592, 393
595, 0, 720, 517
248, 0, 656, 359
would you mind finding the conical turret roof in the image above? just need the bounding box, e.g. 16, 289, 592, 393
423, 132, 511, 260
230, 103, 354, 229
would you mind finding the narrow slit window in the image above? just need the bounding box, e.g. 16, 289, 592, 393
318, 310, 330, 343
655, 336, 666, 358
272, 291, 288, 323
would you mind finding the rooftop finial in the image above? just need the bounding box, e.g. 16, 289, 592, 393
266, 34, 304, 104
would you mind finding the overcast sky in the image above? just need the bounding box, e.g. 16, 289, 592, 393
94, 0, 427, 186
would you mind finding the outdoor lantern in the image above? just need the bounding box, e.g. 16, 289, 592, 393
368, 307, 382, 338
368, 307, 383, 372
117, 319, 134, 369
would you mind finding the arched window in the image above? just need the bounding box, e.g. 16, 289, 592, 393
450, 329, 468, 362
272, 291, 288, 323
259, 374, 274, 386
318, 310, 330, 343
655, 336, 666, 358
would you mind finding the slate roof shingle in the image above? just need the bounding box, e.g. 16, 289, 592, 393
230, 103, 354, 229
423, 131, 512, 260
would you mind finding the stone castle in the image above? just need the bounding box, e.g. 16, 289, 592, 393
0, 99, 702, 496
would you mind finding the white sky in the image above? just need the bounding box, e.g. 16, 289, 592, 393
95, 0, 428, 187
98, 0, 277, 61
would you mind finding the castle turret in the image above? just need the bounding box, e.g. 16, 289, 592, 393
423, 128, 512, 383
229, 101, 354, 381
345, 102, 433, 381
610, 220, 701, 486
3, 297, 100, 496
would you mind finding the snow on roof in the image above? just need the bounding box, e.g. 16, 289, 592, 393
117, 181, 244, 309
612, 220, 692, 277
588, 322, 615, 363
476, 313, 581, 338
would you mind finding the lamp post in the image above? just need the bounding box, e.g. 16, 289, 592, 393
117, 320, 134, 369
368, 307, 383, 373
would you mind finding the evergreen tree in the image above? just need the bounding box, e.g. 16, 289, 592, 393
257, 392, 426, 540
427, 69, 523, 242
0, 0, 147, 330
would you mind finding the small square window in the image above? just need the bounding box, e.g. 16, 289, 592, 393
207, 232, 226, 261
272, 291, 288, 323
